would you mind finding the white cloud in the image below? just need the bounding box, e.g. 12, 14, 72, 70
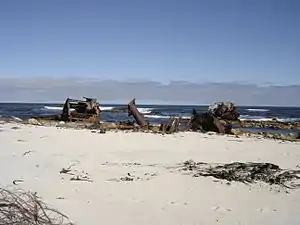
0, 77, 299, 106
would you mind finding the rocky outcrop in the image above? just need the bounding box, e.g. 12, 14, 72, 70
229, 120, 300, 130
231, 128, 300, 141
208, 102, 239, 121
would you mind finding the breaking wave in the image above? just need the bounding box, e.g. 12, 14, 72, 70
276, 118, 300, 123
239, 115, 300, 122
246, 108, 269, 112
43, 106, 62, 111
239, 116, 273, 122
100, 107, 114, 111
144, 115, 171, 119
138, 108, 153, 114
43, 106, 152, 114
44, 106, 115, 111
144, 115, 191, 119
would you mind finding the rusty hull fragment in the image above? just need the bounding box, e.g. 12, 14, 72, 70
61, 97, 101, 123
160, 117, 180, 134
128, 98, 148, 128
189, 109, 232, 134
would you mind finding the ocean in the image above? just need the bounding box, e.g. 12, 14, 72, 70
0, 103, 299, 126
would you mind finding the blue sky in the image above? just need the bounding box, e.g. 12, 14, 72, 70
0, 0, 299, 85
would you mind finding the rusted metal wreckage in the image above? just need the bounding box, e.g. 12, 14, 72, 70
36, 97, 232, 134
38, 97, 101, 124
61, 97, 101, 123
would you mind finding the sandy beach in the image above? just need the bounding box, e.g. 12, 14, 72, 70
1, 122, 300, 225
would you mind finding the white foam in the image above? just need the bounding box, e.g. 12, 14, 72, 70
137, 108, 153, 114
44, 106, 63, 111
239, 114, 300, 122
44, 106, 114, 111
246, 108, 269, 112
239, 117, 273, 122
100, 106, 114, 111
239, 115, 273, 122
144, 115, 191, 119
144, 115, 170, 119
276, 118, 300, 123
44, 106, 152, 113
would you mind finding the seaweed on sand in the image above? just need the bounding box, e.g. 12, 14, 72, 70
180, 160, 300, 189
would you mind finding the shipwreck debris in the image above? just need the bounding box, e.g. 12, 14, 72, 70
160, 117, 180, 134
19, 96, 299, 140
34, 97, 101, 125
128, 98, 148, 128
189, 109, 232, 134
208, 102, 239, 121
179, 160, 300, 189
62, 97, 100, 123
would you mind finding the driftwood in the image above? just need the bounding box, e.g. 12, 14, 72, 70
189, 109, 231, 134
128, 99, 148, 128
180, 160, 300, 189
0, 188, 72, 225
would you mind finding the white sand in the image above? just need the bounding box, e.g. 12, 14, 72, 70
0, 122, 300, 225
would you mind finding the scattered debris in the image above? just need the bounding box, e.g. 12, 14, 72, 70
23, 150, 33, 156
70, 175, 93, 183
120, 173, 136, 182
56, 197, 65, 200
0, 187, 73, 225
59, 167, 74, 175
179, 160, 300, 189
60, 165, 92, 182
12, 180, 24, 185
11, 126, 21, 130
111, 172, 157, 182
